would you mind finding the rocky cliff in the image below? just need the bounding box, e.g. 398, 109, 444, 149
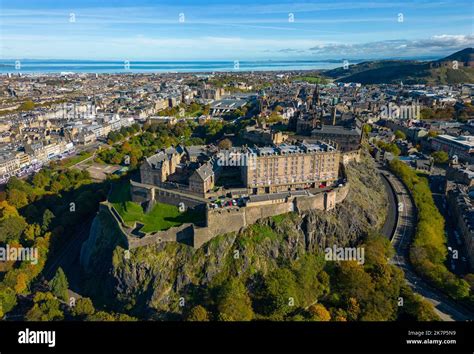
80, 155, 388, 318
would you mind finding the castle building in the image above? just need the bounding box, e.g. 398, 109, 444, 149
139, 146, 183, 186
138, 141, 340, 198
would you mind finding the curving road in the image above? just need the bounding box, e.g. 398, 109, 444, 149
378, 164, 473, 321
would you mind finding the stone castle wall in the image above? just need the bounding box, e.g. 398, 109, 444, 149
110, 182, 350, 250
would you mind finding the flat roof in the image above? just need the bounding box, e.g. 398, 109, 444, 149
248, 142, 335, 156
435, 135, 474, 149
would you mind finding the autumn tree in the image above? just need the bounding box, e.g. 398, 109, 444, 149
186, 305, 210, 321
218, 138, 232, 150
308, 303, 331, 321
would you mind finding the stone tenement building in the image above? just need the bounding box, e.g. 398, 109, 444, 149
446, 185, 474, 271
243, 143, 339, 194
138, 142, 340, 198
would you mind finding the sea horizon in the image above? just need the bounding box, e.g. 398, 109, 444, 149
0, 57, 439, 74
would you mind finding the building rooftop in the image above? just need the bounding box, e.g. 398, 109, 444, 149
435, 135, 474, 149
248, 142, 336, 156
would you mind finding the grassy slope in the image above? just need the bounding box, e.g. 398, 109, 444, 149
323, 54, 474, 85
108, 180, 202, 232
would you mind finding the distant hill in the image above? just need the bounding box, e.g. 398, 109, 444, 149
323, 48, 474, 84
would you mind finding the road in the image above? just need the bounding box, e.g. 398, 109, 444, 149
378, 164, 473, 321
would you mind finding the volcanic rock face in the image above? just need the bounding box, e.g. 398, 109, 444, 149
81, 155, 387, 317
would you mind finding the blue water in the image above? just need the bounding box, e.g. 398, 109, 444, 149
0, 59, 343, 73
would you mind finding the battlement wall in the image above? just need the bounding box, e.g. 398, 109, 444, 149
111, 182, 350, 250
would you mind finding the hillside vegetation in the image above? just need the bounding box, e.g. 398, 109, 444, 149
323, 48, 474, 84
389, 159, 472, 303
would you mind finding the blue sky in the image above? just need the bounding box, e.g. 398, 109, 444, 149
0, 0, 473, 60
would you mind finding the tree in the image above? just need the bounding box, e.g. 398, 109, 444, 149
32, 172, 50, 189
262, 268, 298, 318
19, 100, 35, 111
333, 262, 374, 305
26, 292, 64, 321
186, 305, 210, 321
86, 311, 114, 321
308, 303, 331, 321
0, 200, 19, 219
431, 151, 449, 164
218, 138, 232, 150
0, 216, 27, 243
50, 268, 69, 302
14, 272, 28, 294
394, 130, 406, 140
346, 297, 361, 321
6, 189, 28, 209
362, 124, 372, 135
293, 254, 328, 307
41, 209, 54, 232
216, 278, 254, 321
72, 297, 95, 317
0, 286, 17, 317
23, 224, 41, 242
50, 181, 62, 194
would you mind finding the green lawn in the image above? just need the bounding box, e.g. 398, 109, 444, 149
61, 151, 93, 168
109, 180, 203, 232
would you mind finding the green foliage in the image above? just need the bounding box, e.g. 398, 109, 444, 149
431, 151, 449, 164
398, 285, 440, 321
86, 311, 137, 321
86, 311, 115, 321
186, 305, 210, 321
71, 297, 95, 317
6, 189, 29, 209
292, 253, 328, 306
261, 268, 298, 319
0, 286, 18, 318
19, 100, 35, 111
394, 130, 406, 140
41, 209, 54, 232
293, 75, 329, 84
216, 278, 254, 321
50, 267, 69, 302
420, 107, 455, 120
389, 158, 471, 301
59, 151, 93, 168
26, 292, 64, 321
0, 215, 27, 243
110, 180, 203, 232
376, 140, 401, 156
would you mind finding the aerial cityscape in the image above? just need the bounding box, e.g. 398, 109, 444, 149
0, 0, 473, 352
